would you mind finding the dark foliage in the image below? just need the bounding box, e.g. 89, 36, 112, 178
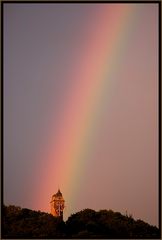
66, 209, 160, 239
2, 205, 160, 239
2, 205, 66, 238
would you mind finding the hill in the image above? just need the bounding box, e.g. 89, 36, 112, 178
2, 205, 160, 238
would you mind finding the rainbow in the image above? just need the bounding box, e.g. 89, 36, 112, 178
34, 4, 137, 218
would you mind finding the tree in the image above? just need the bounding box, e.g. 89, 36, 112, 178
3, 205, 160, 238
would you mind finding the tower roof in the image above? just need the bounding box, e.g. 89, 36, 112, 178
53, 189, 62, 197
56, 189, 62, 196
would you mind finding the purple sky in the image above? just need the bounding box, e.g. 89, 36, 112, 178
4, 3, 159, 226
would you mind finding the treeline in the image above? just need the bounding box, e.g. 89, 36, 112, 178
2, 205, 160, 238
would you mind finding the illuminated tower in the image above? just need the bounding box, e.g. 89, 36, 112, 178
50, 189, 65, 219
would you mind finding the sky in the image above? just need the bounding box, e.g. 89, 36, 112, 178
4, 3, 159, 226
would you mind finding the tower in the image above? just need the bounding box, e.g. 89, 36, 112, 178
50, 189, 65, 219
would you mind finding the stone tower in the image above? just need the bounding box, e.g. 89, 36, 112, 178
50, 189, 65, 219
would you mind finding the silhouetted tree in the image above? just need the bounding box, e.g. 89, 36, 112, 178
2, 205, 160, 239
66, 208, 160, 239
